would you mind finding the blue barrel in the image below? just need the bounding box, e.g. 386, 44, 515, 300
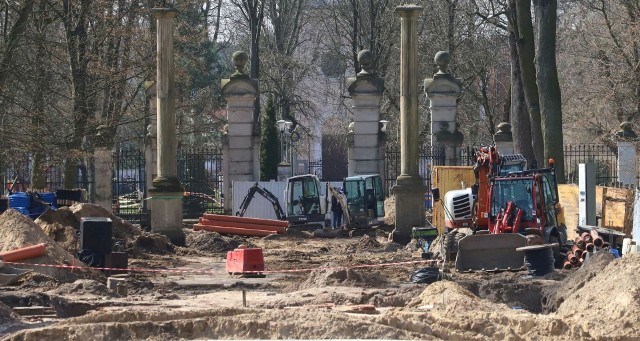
38, 192, 57, 207
8, 193, 30, 208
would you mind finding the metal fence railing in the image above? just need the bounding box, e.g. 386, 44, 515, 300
384, 145, 446, 198
563, 144, 618, 185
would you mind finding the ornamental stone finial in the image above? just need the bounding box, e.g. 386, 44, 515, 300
496, 122, 512, 135
434, 51, 451, 76
616, 121, 638, 139
357, 50, 375, 77
231, 51, 249, 78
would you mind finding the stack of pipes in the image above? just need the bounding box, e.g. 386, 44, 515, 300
563, 229, 609, 269
193, 214, 288, 237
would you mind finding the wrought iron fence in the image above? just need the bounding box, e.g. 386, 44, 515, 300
563, 144, 618, 185
308, 159, 348, 181
384, 145, 445, 198
112, 147, 146, 224
178, 148, 224, 219
1, 153, 93, 194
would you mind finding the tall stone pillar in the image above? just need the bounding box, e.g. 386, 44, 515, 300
425, 51, 463, 166
93, 126, 112, 211
494, 122, 515, 154
392, 5, 426, 244
221, 51, 259, 213
148, 6, 184, 245
615, 122, 638, 186
347, 50, 385, 176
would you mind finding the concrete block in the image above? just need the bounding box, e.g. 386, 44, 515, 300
228, 136, 253, 149
354, 121, 379, 135
228, 148, 253, 162
353, 134, 379, 147
228, 161, 253, 175
227, 109, 254, 123
228, 123, 253, 136
430, 108, 457, 122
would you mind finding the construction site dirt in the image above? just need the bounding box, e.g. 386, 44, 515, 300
0, 205, 638, 340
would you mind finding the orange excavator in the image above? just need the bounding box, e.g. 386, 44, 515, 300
438, 146, 567, 271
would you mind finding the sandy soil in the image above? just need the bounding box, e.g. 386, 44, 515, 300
0, 206, 639, 340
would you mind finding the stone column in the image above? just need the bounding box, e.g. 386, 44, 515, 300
425, 51, 463, 166
494, 122, 515, 154
148, 6, 184, 245
347, 50, 385, 176
615, 122, 638, 186
93, 126, 112, 211
221, 51, 259, 212
392, 5, 426, 244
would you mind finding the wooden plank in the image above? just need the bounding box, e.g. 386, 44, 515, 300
432, 166, 475, 233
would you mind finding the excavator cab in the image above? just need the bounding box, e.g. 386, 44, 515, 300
285, 175, 326, 227
343, 174, 385, 229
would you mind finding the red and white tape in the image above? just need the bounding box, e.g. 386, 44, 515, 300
3, 259, 438, 276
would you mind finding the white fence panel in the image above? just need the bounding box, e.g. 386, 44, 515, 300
232, 181, 343, 220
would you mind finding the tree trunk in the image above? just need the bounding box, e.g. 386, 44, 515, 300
533, 0, 565, 182
512, 0, 544, 164
508, 23, 535, 162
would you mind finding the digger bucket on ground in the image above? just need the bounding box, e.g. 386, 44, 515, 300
455, 233, 527, 272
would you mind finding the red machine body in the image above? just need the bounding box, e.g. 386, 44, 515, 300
226, 247, 265, 275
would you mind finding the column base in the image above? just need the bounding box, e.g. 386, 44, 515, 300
149, 176, 184, 193
148, 191, 185, 246
392, 175, 426, 245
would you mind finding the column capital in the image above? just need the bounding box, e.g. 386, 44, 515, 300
395, 4, 423, 17
152, 7, 178, 19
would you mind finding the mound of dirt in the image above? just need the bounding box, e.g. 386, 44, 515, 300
15, 272, 58, 290
0, 300, 22, 335
69, 204, 141, 241
353, 235, 381, 250
4, 307, 429, 340
128, 232, 175, 255
47, 279, 118, 298
543, 250, 614, 313
36, 208, 78, 253
0, 209, 104, 283
185, 230, 255, 254
554, 252, 640, 339
296, 267, 390, 290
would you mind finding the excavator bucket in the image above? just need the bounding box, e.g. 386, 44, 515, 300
455, 233, 526, 272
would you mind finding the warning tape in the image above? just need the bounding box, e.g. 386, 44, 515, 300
3, 259, 438, 276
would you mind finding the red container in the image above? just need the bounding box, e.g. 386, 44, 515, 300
226, 247, 265, 275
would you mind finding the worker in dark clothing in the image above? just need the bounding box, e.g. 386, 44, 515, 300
331, 193, 343, 229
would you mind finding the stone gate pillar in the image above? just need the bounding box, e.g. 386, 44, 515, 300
347, 50, 385, 177
494, 122, 514, 154
425, 51, 463, 165
616, 122, 638, 186
392, 5, 426, 244
221, 51, 259, 213
148, 5, 184, 245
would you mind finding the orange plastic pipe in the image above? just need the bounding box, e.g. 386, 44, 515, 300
0, 243, 46, 262
199, 218, 286, 234
193, 224, 276, 237
202, 214, 289, 227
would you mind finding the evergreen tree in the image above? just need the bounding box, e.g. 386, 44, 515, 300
260, 95, 279, 180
